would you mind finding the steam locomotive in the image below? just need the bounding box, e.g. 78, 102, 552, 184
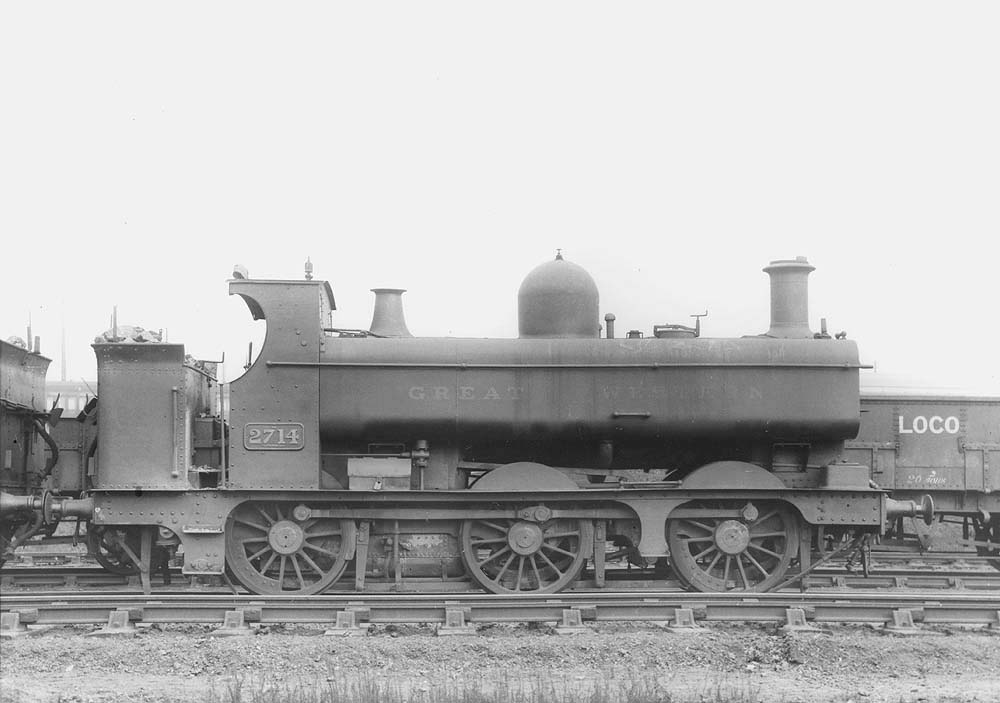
1, 255, 939, 593
1, 336, 53, 560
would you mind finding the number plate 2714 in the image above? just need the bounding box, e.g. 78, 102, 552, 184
243, 423, 305, 450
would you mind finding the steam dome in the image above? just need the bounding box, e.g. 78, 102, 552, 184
518, 253, 600, 338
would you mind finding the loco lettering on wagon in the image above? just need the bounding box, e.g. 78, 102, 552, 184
897, 415, 960, 435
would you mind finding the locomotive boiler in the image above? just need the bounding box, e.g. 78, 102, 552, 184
1, 255, 932, 594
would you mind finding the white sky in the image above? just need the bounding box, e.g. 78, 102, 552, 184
2, 3, 998, 392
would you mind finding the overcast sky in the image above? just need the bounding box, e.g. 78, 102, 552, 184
2, 3, 998, 393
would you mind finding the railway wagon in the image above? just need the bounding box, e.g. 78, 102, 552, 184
847, 393, 1000, 556
1, 255, 930, 594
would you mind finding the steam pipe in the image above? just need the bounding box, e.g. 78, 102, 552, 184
32, 418, 59, 482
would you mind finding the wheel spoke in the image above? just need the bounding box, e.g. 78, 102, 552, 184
529, 554, 543, 585
259, 552, 277, 574
235, 518, 270, 533
736, 555, 750, 588
542, 543, 578, 559
303, 542, 339, 558
494, 552, 516, 582
471, 536, 508, 546
542, 530, 580, 539
290, 554, 305, 587
743, 550, 770, 578
302, 529, 343, 539
680, 535, 715, 544
302, 525, 344, 541
477, 545, 512, 568
681, 519, 715, 535
537, 549, 564, 577
277, 556, 287, 587
246, 544, 271, 561
747, 542, 782, 559
299, 551, 325, 575
254, 506, 275, 526
705, 550, 723, 573
693, 543, 718, 560
749, 531, 787, 538
514, 556, 526, 591
751, 509, 778, 527
478, 521, 511, 535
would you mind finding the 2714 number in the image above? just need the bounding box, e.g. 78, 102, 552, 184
243, 422, 305, 450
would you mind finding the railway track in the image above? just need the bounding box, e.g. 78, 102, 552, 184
2, 590, 999, 635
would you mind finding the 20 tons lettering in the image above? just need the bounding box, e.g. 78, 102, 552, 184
897, 415, 960, 435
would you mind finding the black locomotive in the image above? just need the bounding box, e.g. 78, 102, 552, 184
1, 255, 935, 593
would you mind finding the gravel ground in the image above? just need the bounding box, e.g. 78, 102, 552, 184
1, 622, 999, 703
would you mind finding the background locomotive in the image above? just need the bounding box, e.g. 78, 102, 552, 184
1, 337, 99, 566
0, 336, 52, 564
1, 255, 938, 593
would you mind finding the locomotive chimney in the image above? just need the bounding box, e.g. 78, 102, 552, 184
369, 288, 413, 338
763, 257, 814, 338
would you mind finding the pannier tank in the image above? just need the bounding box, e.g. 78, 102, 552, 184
226, 255, 861, 490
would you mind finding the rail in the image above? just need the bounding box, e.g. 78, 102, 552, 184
2, 591, 999, 633
4, 564, 1000, 592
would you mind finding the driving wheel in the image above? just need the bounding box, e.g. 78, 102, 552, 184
461, 515, 593, 594
225, 502, 356, 595
668, 501, 800, 592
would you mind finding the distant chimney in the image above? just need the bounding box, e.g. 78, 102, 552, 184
763, 257, 814, 338
369, 289, 413, 338
61, 320, 67, 381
